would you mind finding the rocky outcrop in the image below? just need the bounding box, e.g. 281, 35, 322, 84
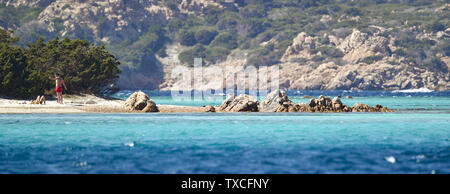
300, 95, 346, 112
280, 60, 450, 91
280, 32, 323, 62
201, 105, 216, 112
37, 0, 169, 43
281, 29, 393, 64
276, 29, 449, 91
124, 91, 158, 112
24, 0, 219, 44
351, 103, 392, 112
218, 94, 259, 112
337, 29, 390, 63
161, 28, 448, 92
218, 93, 392, 113
260, 89, 299, 112
297, 95, 392, 112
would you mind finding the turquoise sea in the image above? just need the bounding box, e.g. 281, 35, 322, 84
1, 90, 449, 174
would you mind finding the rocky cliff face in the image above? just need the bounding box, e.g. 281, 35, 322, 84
2, 0, 449, 91
337, 29, 390, 63
31, 0, 218, 44
160, 28, 450, 91
277, 29, 450, 90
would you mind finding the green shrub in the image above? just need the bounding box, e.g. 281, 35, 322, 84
157, 45, 168, 58
423, 57, 447, 72
133, 26, 166, 52
204, 5, 224, 25
312, 55, 325, 62
204, 47, 231, 64
178, 44, 230, 66
311, 46, 344, 58
246, 43, 286, 67
344, 7, 362, 16
178, 30, 196, 46
0, 5, 44, 28
210, 32, 238, 50
167, 18, 185, 32
360, 55, 384, 64
195, 29, 218, 45
178, 45, 207, 66
216, 12, 239, 30
0, 29, 18, 44
0, 44, 29, 97
423, 20, 446, 32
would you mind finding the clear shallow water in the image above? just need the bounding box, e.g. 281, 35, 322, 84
1, 90, 449, 174
0, 113, 449, 174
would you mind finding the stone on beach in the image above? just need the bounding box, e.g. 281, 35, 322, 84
260, 89, 299, 112
124, 91, 159, 112
202, 105, 216, 112
85, 99, 97, 104
218, 94, 259, 112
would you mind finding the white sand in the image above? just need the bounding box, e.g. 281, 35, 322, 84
0, 94, 124, 113
0, 94, 211, 114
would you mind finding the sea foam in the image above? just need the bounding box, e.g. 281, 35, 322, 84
393, 88, 433, 93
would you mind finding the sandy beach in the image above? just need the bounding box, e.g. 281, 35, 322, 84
0, 94, 209, 114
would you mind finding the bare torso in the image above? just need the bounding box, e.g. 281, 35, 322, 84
55, 77, 63, 87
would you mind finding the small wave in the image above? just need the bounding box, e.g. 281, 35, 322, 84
392, 88, 433, 93
124, 142, 135, 147
215, 93, 226, 96
385, 156, 396, 164
415, 155, 426, 163
74, 161, 88, 167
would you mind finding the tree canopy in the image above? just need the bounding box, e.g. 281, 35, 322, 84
0, 29, 121, 98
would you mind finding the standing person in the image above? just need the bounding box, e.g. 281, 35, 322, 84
49, 73, 68, 104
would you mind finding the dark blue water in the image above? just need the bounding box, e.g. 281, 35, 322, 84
0, 90, 449, 174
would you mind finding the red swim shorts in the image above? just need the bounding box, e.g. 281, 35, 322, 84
55, 86, 62, 93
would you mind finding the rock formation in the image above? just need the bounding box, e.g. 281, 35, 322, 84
280, 32, 323, 62
202, 105, 216, 112
297, 95, 392, 112
260, 90, 299, 112
218, 94, 259, 112
278, 29, 449, 91
124, 91, 158, 112
337, 29, 390, 63
351, 103, 392, 112
218, 92, 392, 113
160, 29, 449, 92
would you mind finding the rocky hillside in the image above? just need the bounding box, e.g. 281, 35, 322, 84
1, 0, 449, 90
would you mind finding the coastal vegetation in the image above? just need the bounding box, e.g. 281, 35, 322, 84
0, 29, 121, 98
167, 0, 448, 68
1, 0, 448, 90
0, 4, 43, 30
6, 0, 447, 69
